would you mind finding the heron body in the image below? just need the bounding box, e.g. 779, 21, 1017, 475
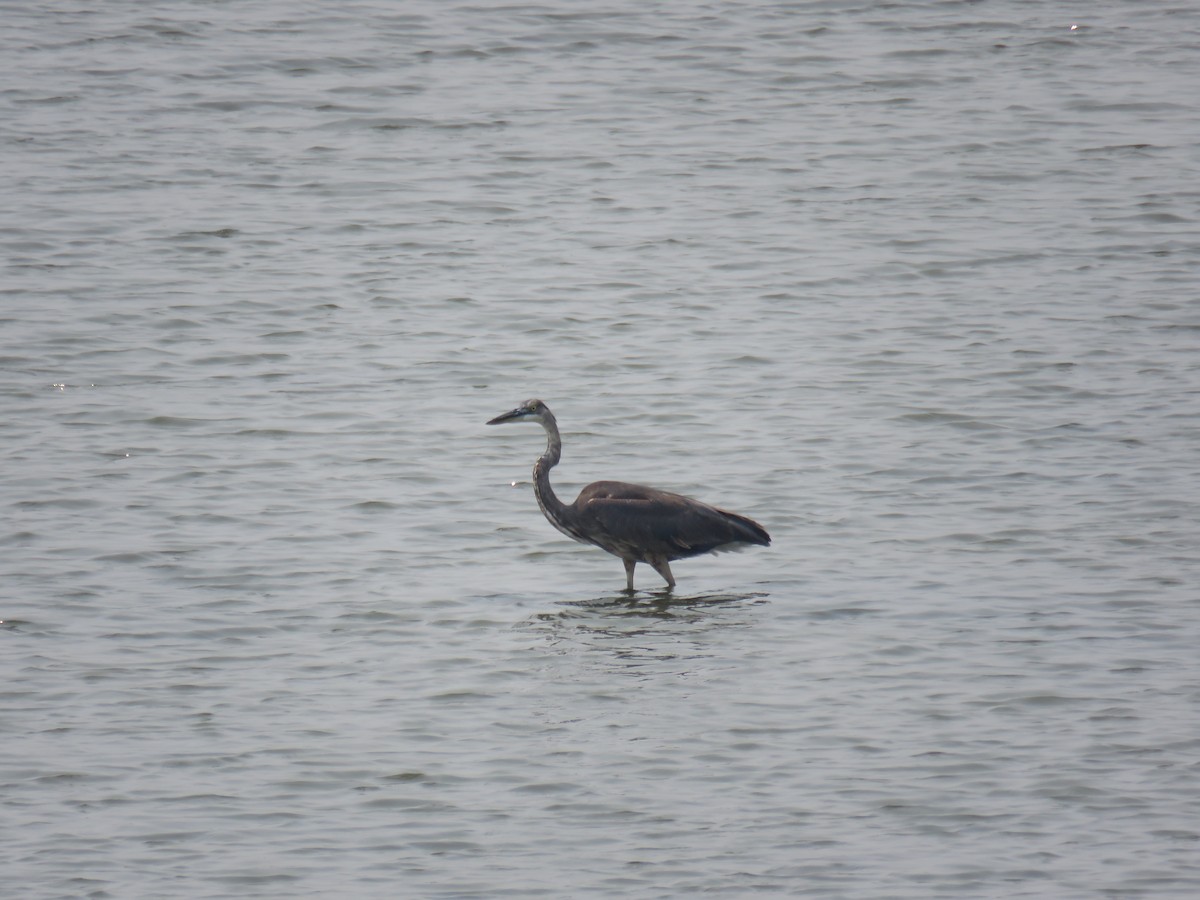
487, 399, 770, 590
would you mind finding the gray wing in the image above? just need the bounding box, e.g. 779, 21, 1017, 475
573, 481, 770, 561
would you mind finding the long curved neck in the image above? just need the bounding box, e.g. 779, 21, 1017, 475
532, 412, 583, 542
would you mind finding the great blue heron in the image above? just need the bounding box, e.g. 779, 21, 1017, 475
487, 399, 771, 590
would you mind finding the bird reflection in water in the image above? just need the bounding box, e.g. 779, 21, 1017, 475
524, 591, 769, 670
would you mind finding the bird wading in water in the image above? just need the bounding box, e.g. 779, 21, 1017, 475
487, 399, 770, 590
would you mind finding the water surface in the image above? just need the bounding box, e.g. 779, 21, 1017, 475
3, 1, 1199, 897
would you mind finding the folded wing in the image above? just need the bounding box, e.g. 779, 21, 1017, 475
573, 481, 770, 561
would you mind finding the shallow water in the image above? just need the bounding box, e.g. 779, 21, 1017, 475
3, 1, 1199, 897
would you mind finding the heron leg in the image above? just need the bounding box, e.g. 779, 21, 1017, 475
623, 559, 636, 591
648, 558, 675, 590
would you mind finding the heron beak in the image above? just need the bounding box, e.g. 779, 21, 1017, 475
487, 407, 527, 425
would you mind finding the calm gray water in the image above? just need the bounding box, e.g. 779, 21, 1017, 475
3, 1, 1199, 896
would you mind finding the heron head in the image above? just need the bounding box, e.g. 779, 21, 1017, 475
487, 398, 551, 426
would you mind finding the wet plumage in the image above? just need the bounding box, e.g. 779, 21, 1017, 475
487, 399, 770, 590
